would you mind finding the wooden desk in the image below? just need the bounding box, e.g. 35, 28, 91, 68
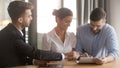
12, 58, 120, 68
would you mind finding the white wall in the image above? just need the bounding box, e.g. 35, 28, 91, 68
109, 0, 120, 47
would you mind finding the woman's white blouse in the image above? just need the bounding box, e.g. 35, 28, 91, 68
42, 29, 76, 53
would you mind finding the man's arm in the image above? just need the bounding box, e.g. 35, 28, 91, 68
106, 27, 119, 60
75, 27, 83, 54
93, 26, 119, 65
93, 55, 114, 65
34, 49, 63, 61
15, 38, 63, 61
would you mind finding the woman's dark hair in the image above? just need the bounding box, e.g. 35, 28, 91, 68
90, 8, 106, 22
52, 8, 73, 20
8, 1, 33, 22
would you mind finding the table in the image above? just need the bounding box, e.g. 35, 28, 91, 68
12, 58, 120, 68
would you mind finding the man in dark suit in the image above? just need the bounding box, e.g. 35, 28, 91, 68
0, 1, 73, 68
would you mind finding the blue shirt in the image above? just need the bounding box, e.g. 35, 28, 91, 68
76, 23, 119, 59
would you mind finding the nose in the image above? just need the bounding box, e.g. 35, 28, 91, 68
31, 16, 33, 20
68, 23, 70, 26
67, 22, 71, 26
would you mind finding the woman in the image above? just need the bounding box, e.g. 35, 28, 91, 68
42, 8, 76, 58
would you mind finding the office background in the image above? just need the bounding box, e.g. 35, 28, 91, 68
0, 0, 120, 49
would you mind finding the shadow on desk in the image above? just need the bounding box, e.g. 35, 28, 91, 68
11, 57, 120, 68
33, 60, 63, 68
11, 64, 63, 68
38, 64, 63, 68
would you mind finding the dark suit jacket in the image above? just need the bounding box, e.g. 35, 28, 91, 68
0, 23, 62, 68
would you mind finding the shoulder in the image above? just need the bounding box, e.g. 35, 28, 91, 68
77, 23, 89, 29
103, 24, 116, 33
66, 32, 76, 39
0, 24, 17, 36
47, 29, 55, 36
77, 23, 89, 32
102, 24, 117, 37
67, 32, 75, 36
42, 29, 55, 40
0, 24, 21, 41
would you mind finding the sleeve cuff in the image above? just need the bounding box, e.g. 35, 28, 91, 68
61, 53, 65, 60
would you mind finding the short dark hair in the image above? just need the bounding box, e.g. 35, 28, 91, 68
7, 1, 33, 22
90, 8, 106, 21
52, 8, 73, 20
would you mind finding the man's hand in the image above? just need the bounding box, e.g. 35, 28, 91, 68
93, 57, 107, 65
73, 51, 92, 59
82, 52, 89, 57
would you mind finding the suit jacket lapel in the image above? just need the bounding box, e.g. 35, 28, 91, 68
8, 23, 25, 41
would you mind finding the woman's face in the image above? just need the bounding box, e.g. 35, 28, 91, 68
57, 16, 73, 31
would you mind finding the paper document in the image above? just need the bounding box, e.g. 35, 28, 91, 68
76, 57, 94, 63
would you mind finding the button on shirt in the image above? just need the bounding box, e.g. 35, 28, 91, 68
76, 23, 119, 60
42, 29, 76, 53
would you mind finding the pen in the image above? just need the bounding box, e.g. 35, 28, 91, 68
82, 49, 87, 53
82, 49, 89, 57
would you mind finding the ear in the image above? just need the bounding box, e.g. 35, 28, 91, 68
18, 17, 23, 24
